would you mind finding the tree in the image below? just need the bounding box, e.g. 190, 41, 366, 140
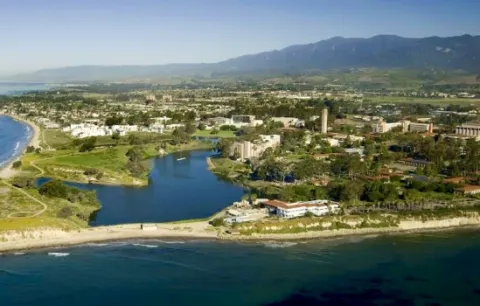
185, 122, 197, 134
12, 161, 22, 168
105, 116, 123, 127
171, 128, 190, 145
79, 137, 97, 152
198, 123, 206, 130
26, 146, 35, 153
39, 180, 69, 198
126, 146, 144, 163
217, 138, 233, 158
111, 132, 121, 140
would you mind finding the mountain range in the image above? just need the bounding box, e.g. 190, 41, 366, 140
9, 34, 480, 82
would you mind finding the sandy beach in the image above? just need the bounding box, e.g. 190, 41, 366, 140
0, 113, 41, 179
1, 216, 480, 253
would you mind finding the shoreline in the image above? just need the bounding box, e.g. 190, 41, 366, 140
0, 113, 41, 179
1, 216, 480, 253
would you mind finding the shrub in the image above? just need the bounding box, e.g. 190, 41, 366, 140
96, 172, 104, 180
210, 218, 225, 227
12, 161, 22, 168
26, 146, 35, 153
304, 211, 315, 218
79, 137, 97, 152
57, 206, 74, 218
84, 168, 99, 176
11, 176, 36, 188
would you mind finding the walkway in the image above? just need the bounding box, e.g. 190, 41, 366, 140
2, 181, 48, 218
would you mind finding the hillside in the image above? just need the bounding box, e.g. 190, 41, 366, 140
8, 34, 480, 82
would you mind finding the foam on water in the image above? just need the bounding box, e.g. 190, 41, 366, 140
132, 243, 159, 249
262, 241, 298, 248
48, 252, 70, 257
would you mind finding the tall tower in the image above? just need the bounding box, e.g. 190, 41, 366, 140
321, 108, 328, 134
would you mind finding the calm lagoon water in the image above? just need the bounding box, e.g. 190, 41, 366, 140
1, 230, 480, 305
38, 150, 245, 225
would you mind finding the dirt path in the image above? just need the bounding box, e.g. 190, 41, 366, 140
41, 129, 52, 150
1, 182, 48, 218
30, 159, 45, 176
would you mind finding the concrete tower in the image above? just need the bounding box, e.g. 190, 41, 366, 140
321, 108, 328, 134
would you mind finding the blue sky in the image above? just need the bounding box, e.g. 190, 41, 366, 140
1, 0, 479, 74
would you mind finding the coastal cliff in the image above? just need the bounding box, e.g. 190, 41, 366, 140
2, 215, 480, 252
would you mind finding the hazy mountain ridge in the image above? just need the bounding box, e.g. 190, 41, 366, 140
8, 34, 480, 82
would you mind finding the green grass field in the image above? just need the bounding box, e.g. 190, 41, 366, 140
194, 129, 236, 138
0, 184, 97, 232
365, 96, 480, 106
42, 129, 73, 149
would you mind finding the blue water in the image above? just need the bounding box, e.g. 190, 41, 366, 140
1, 230, 480, 305
0, 82, 50, 95
0, 116, 32, 169
38, 150, 245, 225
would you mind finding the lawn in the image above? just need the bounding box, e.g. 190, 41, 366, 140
194, 129, 236, 138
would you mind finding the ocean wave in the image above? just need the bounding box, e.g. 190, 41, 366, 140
149, 239, 186, 244
13, 252, 26, 256
84, 243, 111, 247
48, 252, 70, 257
132, 243, 159, 249
262, 241, 298, 249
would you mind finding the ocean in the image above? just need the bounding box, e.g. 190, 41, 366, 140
0, 116, 32, 169
0, 82, 50, 96
1, 230, 480, 305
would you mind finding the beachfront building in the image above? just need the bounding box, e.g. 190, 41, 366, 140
262, 199, 340, 219
230, 134, 281, 161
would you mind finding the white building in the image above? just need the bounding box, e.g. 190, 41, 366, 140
231, 134, 281, 160
63, 123, 144, 138
271, 117, 300, 127
263, 199, 340, 219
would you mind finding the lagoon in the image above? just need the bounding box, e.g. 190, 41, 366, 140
39, 150, 244, 226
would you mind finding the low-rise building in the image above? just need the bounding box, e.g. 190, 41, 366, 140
455, 185, 480, 195
271, 117, 300, 127
456, 122, 480, 137
409, 122, 433, 133
262, 199, 340, 219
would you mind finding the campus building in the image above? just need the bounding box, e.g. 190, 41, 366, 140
262, 199, 340, 219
